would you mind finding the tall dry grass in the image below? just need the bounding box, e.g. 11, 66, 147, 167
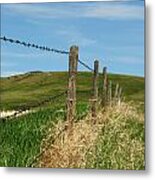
38, 101, 144, 169
86, 102, 144, 170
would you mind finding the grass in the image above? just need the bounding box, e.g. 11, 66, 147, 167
38, 102, 144, 170
0, 102, 89, 167
0, 107, 62, 167
0, 71, 144, 110
86, 104, 144, 170
0, 71, 145, 168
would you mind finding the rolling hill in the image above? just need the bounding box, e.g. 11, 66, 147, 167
0, 71, 144, 111
0, 71, 145, 168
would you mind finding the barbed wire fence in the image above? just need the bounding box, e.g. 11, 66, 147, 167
0, 35, 123, 166
0, 36, 93, 71
0, 36, 69, 54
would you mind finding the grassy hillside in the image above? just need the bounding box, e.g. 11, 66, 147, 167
0, 71, 145, 168
0, 71, 144, 110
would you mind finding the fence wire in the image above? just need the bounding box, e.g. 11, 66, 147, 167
1, 36, 94, 72
78, 59, 93, 72
0, 36, 69, 54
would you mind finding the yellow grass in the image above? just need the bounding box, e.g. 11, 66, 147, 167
38, 101, 144, 169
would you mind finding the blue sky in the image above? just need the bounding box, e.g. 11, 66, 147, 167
1, 0, 144, 77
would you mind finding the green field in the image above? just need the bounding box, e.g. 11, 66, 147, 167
0, 71, 144, 110
0, 71, 145, 168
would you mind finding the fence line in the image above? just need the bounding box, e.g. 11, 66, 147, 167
78, 59, 93, 72
1, 36, 124, 166
0, 36, 124, 122
0, 36, 69, 54
0, 36, 93, 72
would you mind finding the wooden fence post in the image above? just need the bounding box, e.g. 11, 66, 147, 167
102, 67, 108, 107
108, 80, 112, 107
118, 87, 122, 106
66, 45, 78, 129
91, 60, 99, 124
114, 83, 119, 105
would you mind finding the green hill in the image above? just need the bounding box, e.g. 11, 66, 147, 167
0, 71, 145, 168
0, 71, 144, 110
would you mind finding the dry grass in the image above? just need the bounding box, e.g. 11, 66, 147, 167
38, 101, 144, 169
86, 102, 145, 170
38, 115, 99, 168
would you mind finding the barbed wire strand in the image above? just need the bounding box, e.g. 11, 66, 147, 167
0, 36, 69, 55
1, 36, 94, 72
78, 59, 93, 72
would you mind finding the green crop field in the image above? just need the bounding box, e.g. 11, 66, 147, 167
0, 71, 145, 168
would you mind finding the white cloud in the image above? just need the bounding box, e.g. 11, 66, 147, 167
2, 2, 144, 20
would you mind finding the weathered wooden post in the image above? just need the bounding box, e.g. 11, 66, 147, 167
114, 83, 119, 105
66, 46, 78, 129
91, 60, 99, 124
101, 67, 108, 107
118, 87, 122, 106
108, 80, 112, 107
